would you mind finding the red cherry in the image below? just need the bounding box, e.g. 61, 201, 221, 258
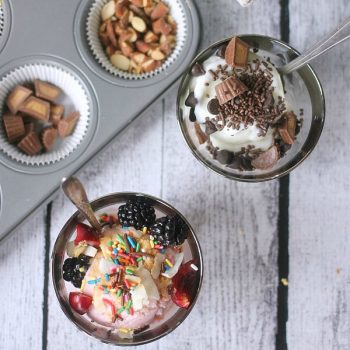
171, 259, 200, 309
74, 223, 100, 247
69, 292, 93, 315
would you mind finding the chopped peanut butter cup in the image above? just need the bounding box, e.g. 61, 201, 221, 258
3, 114, 25, 143
34, 79, 62, 103
6, 85, 33, 115
225, 37, 250, 68
58, 111, 80, 138
19, 96, 50, 121
278, 111, 297, 145
17, 131, 43, 156
215, 76, 248, 105
42, 127, 58, 151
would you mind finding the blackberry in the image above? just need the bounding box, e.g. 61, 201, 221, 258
150, 216, 188, 247
118, 198, 156, 230
62, 254, 91, 288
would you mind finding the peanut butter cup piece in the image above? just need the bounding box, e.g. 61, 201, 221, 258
41, 127, 58, 151
57, 111, 80, 138
6, 85, 33, 115
278, 111, 297, 145
3, 114, 25, 143
19, 96, 50, 121
17, 131, 42, 156
225, 37, 250, 68
50, 104, 65, 126
215, 76, 248, 105
34, 80, 62, 103
251, 146, 279, 170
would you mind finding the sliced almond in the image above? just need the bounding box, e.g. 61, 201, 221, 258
143, 0, 152, 8
101, 0, 116, 21
143, 5, 154, 15
120, 41, 134, 57
151, 2, 169, 20
132, 52, 146, 65
142, 58, 158, 72
151, 49, 165, 61
110, 53, 131, 71
131, 16, 146, 32
160, 42, 172, 55
144, 31, 159, 43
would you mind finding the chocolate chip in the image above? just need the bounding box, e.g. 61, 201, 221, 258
189, 107, 196, 122
227, 157, 241, 170
216, 150, 234, 164
207, 98, 220, 115
240, 156, 253, 171
216, 45, 227, 59
191, 62, 206, 77
185, 91, 198, 108
205, 120, 217, 135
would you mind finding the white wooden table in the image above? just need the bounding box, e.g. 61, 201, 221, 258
2, 0, 350, 349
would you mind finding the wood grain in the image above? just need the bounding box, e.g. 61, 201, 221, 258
0, 211, 47, 350
288, 1, 350, 349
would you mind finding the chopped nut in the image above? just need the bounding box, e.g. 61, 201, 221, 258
136, 40, 150, 53
131, 16, 146, 32
144, 31, 159, 43
152, 17, 172, 35
151, 2, 169, 20
101, 0, 116, 21
151, 49, 165, 61
110, 53, 131, 71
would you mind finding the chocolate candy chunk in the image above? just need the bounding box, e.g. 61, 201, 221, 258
58, 111, 80, 137
240, 156, 253, 171
215, 76, 248, 105
189, 107, 197, 122
191, 62, 206, 77
216, 150, 233, 164
42, 127, 58, 151
6, 85, 33, 114
185, 92, 198, 108
34, 80, 62, 103
194, 123, 207, 144
278, 111, 297, 145
50, 104, 65, 125
251, 146, 279, 170
216, 45, 227, 59
227, 157, 242, 170
17, 131, 42, 155
207, 98, 220, 115
205, 120, 217, 135
225, 37, 250, 68
19, 96, 50, 121
3, 114, 25, 143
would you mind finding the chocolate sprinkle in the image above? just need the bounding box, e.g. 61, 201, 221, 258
191, 62, 206, 77
185, 91, 198, 108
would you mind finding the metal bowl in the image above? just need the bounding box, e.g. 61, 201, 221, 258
177, 35, 325, 182
52, 192, 203, 346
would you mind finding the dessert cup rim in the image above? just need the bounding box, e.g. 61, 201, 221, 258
176, 34, 326, 182
51, 191, 203, 346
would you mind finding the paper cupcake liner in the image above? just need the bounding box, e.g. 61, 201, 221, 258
0, 6, 4, 37
0, 63, 91, 166
86, 0, 187, 80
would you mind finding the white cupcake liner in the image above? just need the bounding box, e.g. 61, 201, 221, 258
0, 6, 4, 37
87, 0, 187, 80
0, 63, 91, 166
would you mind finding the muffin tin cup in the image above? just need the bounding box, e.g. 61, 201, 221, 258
86, 0, 187, 80
0, 62, 91, 166
0, 6, 4, 37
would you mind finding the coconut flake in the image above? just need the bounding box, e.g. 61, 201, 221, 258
161, 252, 184, 278
135, 267, 160, 301
84, 245, 98, 257
131, 284, 149, 311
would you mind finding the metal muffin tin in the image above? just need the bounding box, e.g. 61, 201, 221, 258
0, 0, 201, 241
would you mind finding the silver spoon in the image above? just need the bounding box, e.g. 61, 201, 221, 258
61, 176, 102, 233
278, 16, 350, 75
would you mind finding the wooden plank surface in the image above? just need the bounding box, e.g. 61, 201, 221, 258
44, 1, 282, 349
288, 1, 350, 349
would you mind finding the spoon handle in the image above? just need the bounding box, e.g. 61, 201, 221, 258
279, 16, 350, 75
61, 177, 102, 233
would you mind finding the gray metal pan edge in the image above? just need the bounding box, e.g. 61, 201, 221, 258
0, 0, 201, 241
